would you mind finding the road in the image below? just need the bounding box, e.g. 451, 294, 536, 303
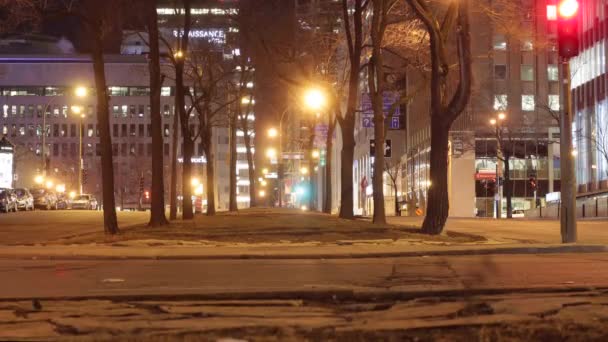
389, 216, 608, 244
2, 253, 608, 300
0, 210, 148, 245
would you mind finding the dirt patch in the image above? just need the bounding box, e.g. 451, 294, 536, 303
49, 208, 486, 245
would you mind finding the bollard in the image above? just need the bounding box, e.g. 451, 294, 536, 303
582, 204, 586, 218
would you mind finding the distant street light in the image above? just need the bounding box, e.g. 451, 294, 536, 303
45, 180, 54, 189
34, 175, 44, 185
174, 50, 184, 59
304, 88, 326, 111
72, 105, 86, 194
267, 127, 278, 138
259, 190, 266, 198
75, 86, 87, 98
311, 150, 320, 159
69, 191, 76, 199
191, 178, 200, 187
55, 184, 66, 193
266, 148, 277, 159
300, 167, 308, 175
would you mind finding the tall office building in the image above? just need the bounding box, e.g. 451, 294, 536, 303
569, 0, 608, 201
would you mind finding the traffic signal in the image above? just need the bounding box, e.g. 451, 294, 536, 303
556, 0, 580, 58
529, 176, 537, 190
144, 191, 150, 200
139, 176, 144, 193
82, 169, 88, 185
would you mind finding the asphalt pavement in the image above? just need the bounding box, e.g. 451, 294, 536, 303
2, 253, 608, 300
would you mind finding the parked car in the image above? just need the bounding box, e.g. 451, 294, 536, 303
30, 188, 58, 210
512, 209, 526, 218
71, 194, 98, 210
13, 188, 34, 211
0, 189, 18, 213
56, 193, 70, 210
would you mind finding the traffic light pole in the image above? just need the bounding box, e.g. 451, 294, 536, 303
559, 59, 577, 243
78, 116, 83, 195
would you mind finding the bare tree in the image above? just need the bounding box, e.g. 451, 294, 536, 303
187, 43, 236, 216
404, 0, 472, 234
384, 159, 401, 216
143, 0, 169, 226
337, 0, 369, 219
77, 0, 122, 234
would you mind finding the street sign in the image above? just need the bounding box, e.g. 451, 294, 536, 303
370, 139, 392, 158
362, 116, 373, 128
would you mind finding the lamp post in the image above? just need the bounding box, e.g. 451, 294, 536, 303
73, 86, 87, 194
71, 105, 85, 194
489, 112, 506, 219
302, 88, 327, 211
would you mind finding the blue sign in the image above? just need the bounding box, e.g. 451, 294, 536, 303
362, 116, 374, 128
390, 117, 400, 129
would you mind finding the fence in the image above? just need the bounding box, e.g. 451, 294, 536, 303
525, 197, 608, 219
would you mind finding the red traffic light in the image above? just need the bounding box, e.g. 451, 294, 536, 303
558, 0, 579, 19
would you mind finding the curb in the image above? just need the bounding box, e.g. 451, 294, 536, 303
0, 244, 606, 260
0, 285, 605, 303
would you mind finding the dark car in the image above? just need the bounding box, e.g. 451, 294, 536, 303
13, 188, 34, 211
30, 188, 58, 210
56, 193, 69, 210
0, 189, 18, 213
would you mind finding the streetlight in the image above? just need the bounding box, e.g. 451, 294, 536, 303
75, 86, 87, 98
45, 180, 54, 189
72, 105, 85, 194
300, 167, 308, 175
266, 148, 277, 159
267, 127, 278, 138
304, 88, 326, 111
174, 50, 184, 59
34, 175, 44, 185
191, 178, 200, 187
489, 112, 507, 219
259, 190, 266, 198
311, 150, 320, 159
55, 184, 66, 193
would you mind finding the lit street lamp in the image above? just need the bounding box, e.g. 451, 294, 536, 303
304, 88, 326, 111
71, 105, 85, 194
489, 112, 507, 219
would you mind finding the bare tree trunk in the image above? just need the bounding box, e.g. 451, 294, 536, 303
90, 26, 119, 234
339, 119, 355, 218
228, 111, 238, 212
307, 125, 315, 210
394, 180, 400, 216
203, 132, 216, 216
244, 132, 255, 207
504, 155, 513, 218
169, 99, 179, 220
422, 121, 450, 233
146, 1, 168, 226
369, 55, 386, 224
176, 0, 193, 220
338, 0, 363, 219
323, 116, 335, 213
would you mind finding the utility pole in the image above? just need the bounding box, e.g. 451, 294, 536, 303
559, 60, 577, 242
554, 0, 579, 242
